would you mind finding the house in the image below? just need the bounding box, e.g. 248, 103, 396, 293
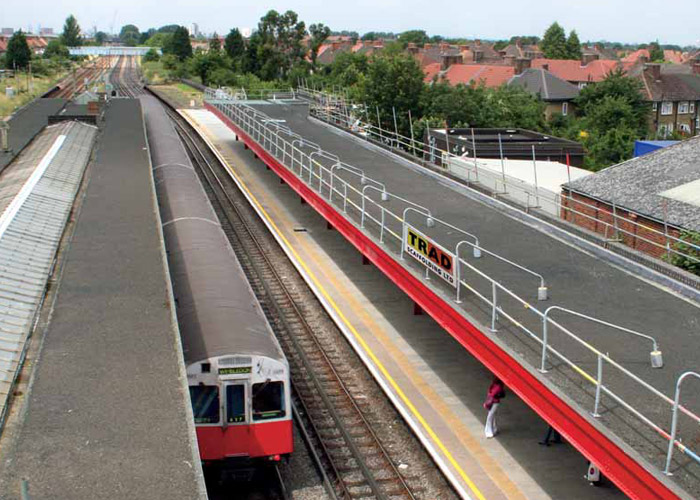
509, 68, 580, 119
437, 64, 515, 88
530, 57, 620, 88
632, 63, 700, 137
316, 40, 354, 65
499, 39, 543, 60
562, 135, 700, 260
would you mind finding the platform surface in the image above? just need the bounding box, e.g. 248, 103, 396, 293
184, 108, 631, 500
0, 100, 205, 500
202, 100, 700, 497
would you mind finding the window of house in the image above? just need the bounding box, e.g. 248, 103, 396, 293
679, 123, 691, 134
690, 102, 696, 114
661, 101, 673, 115
562, 102, 569, 116
652, 102, 658, 111
678, 101, 690, 114
578, 82, 588, 90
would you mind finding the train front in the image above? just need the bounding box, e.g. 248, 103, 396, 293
187, 354, 293, 465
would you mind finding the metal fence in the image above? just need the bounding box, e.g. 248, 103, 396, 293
205, 87, 700, 476
295, 85, 700, 270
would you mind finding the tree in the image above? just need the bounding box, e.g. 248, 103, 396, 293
362, 52, 425, 136
309, 23, 331, 67
648, 41, 664, 62
256, 10, 307, 79
243, 31, 263, 75
541, 22, 568, 59
189, 51, 224, 86
119, 24, 140, 46
224, 28, 245, 61
95, 31, 107, 45
43, 40, 70, 59
397, 30, 430, 47
145, 32, 172, 48
142, 48, 160, 63
666, 231, 700, 276
164, 26, 192, 61
209, 33, 221, 52
566, 30, 582, 59
6, 31, 31, 70
61, 15, 82, 47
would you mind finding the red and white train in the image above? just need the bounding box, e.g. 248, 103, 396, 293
143, 95, 293, 467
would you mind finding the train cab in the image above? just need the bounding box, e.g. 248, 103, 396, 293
187, 354, 293, 464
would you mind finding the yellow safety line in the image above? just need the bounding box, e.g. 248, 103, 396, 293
187, 113, 489, 500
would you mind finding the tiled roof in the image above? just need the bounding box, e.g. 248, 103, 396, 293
443, 64, 515, 87
622, 48, 650, 63
530, 58, 620, 83
565, 135, 700, 230
508, 68, 579, 101
638, 70, 700, 101
664, 50, 684, 64
423, 63, 442, 83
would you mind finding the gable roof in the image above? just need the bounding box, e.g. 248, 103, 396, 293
509, 68, 579, 101
530, 58, 620, 83
638, 70, 700, 101
443, 64, 515, 87
423, 62, 442, 83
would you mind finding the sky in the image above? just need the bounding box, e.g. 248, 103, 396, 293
4, 0, 700, 47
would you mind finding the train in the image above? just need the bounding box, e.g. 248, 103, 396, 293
140, 94, 293, 468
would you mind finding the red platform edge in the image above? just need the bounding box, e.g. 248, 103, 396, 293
206, 103, 679, 500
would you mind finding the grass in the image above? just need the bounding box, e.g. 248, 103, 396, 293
0, 71, 68, 118
151, 83, 203, 109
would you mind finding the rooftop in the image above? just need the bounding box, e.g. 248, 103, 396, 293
565, 135, 700, 230
509, 68, 580, 101
530, 58, 620, 83
442, 64, 515, 87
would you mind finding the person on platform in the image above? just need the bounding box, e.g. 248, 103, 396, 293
484, 377, 506, 438
539, 425, 563, 446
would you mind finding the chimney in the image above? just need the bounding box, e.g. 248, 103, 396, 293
407, 42, 418, 54
473, 50, 484, 63
441, 54, 463, 70
542, 63, 549, 71
475, 39, 482, 47
363, 40, 373, 47
515, 57, 531, 74
439, 42, 449, 51
331, 41, 341, 50
581, 52, 599, 66
644, 63, 661, 81
424, 43, 433, 50
692, 63, 700, 76
459, 44, 469, 52
515, 38, 522, 48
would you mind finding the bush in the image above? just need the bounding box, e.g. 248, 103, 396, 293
142, 48, 160, 63
666, 230, 700, 276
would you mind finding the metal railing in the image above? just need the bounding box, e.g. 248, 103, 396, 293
296, 85, 700, 269
205, 87, 700, 475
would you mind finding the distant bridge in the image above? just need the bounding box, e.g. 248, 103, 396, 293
68, 46, 160, 56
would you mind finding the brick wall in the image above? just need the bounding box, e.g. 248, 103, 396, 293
561, 190, 681, 259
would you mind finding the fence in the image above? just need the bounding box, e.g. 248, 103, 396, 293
206, 87, 700, 476
295, 85, 700, 272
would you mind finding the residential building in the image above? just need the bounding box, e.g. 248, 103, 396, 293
562, 136, 700, 260
530, 57, 620, 88
632, 63, 700, 137
439, 64, 515, 88
498, 39, 543, 60
509, 67, 580, 119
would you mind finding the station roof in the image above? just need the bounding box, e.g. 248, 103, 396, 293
0, 120, 96, 423
565, 135, 700, 230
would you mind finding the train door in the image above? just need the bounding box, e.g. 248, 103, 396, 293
223, 381, 250, 457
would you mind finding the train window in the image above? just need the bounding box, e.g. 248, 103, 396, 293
189, 385, 220, 424
226, 385, 246, 423
252, 381, 285, 421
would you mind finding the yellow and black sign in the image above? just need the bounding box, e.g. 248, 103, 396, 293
404, 225, 457, 287
219, 366, 252, 375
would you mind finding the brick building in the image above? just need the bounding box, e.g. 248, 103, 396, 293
562, 136, 700, 259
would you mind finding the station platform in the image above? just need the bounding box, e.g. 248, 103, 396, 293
197, 99, 700, 499
0, 98, 67, 173
182, 108, 624, 499
0, 100, 206, 499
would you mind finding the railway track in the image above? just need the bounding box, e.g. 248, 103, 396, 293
165, 103, 423, 500
112, 62, 440, 499
45, 57, 110, 99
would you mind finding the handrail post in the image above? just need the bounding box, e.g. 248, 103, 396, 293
540, 313, 549, 373
490, 282, 498, 332
664, 372, 700, 475
592, 354, 603, 417
380, 207, 386, 243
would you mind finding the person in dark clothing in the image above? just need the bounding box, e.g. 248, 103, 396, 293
539, 425, 562, 446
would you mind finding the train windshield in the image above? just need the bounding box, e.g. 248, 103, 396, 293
226, 384, 246, 423
252, 381, 285, 420
189, 385, 220, 424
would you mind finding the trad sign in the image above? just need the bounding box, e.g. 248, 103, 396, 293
403, 224, 457, 288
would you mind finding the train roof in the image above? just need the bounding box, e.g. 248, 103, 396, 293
141, 95, 285, 365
